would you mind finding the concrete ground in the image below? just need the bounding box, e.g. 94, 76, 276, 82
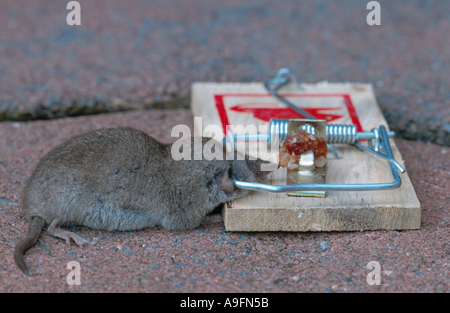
1, 0, 450, 145
1, 111, 449, 293
0, 0, 449, 292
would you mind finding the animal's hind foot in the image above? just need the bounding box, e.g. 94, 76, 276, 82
50, 229, 89, 247
47, 217, 90, 247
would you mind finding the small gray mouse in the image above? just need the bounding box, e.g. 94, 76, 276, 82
14, 127, 270, 275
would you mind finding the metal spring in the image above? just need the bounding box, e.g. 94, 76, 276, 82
269, 118, 290, 144
326, 124, 357, 144
270, 119, 358, 144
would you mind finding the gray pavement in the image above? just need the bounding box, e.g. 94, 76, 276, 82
0, 111, 449, 293
0, 0, 449, 145
0, 0, 449, 293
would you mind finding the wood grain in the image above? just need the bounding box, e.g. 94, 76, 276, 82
192, 82, 421, 231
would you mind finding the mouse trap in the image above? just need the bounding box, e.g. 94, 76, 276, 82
191, 69, 421, 232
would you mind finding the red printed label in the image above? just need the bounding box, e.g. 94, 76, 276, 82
214, 93, 363, 136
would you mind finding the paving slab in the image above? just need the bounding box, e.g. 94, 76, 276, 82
0, 0, 449, 146
0, 109, 449, 293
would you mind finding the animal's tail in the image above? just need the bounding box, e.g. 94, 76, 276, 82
14, 216, 45, 276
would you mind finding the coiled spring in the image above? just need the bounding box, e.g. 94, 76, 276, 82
269, 119, 358, 144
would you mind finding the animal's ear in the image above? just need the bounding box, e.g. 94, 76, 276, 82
220, 167, 235, 194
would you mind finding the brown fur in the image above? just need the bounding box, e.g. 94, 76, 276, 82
14, 127, 270, 275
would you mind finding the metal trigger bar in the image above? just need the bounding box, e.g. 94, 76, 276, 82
232, 125, 403, 193
227, 68, 405, 193
264, 68, 316, 120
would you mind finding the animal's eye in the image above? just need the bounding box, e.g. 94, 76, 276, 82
214, 168, 226, 179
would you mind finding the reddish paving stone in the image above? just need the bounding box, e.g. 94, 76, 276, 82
0, 109, 449, 293
0, 0, 449, 145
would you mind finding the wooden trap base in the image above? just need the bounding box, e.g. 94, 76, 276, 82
191, 82, 421, 232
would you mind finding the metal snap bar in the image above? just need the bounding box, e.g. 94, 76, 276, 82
232, 125, 403, 193
227, 68, 405, 193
